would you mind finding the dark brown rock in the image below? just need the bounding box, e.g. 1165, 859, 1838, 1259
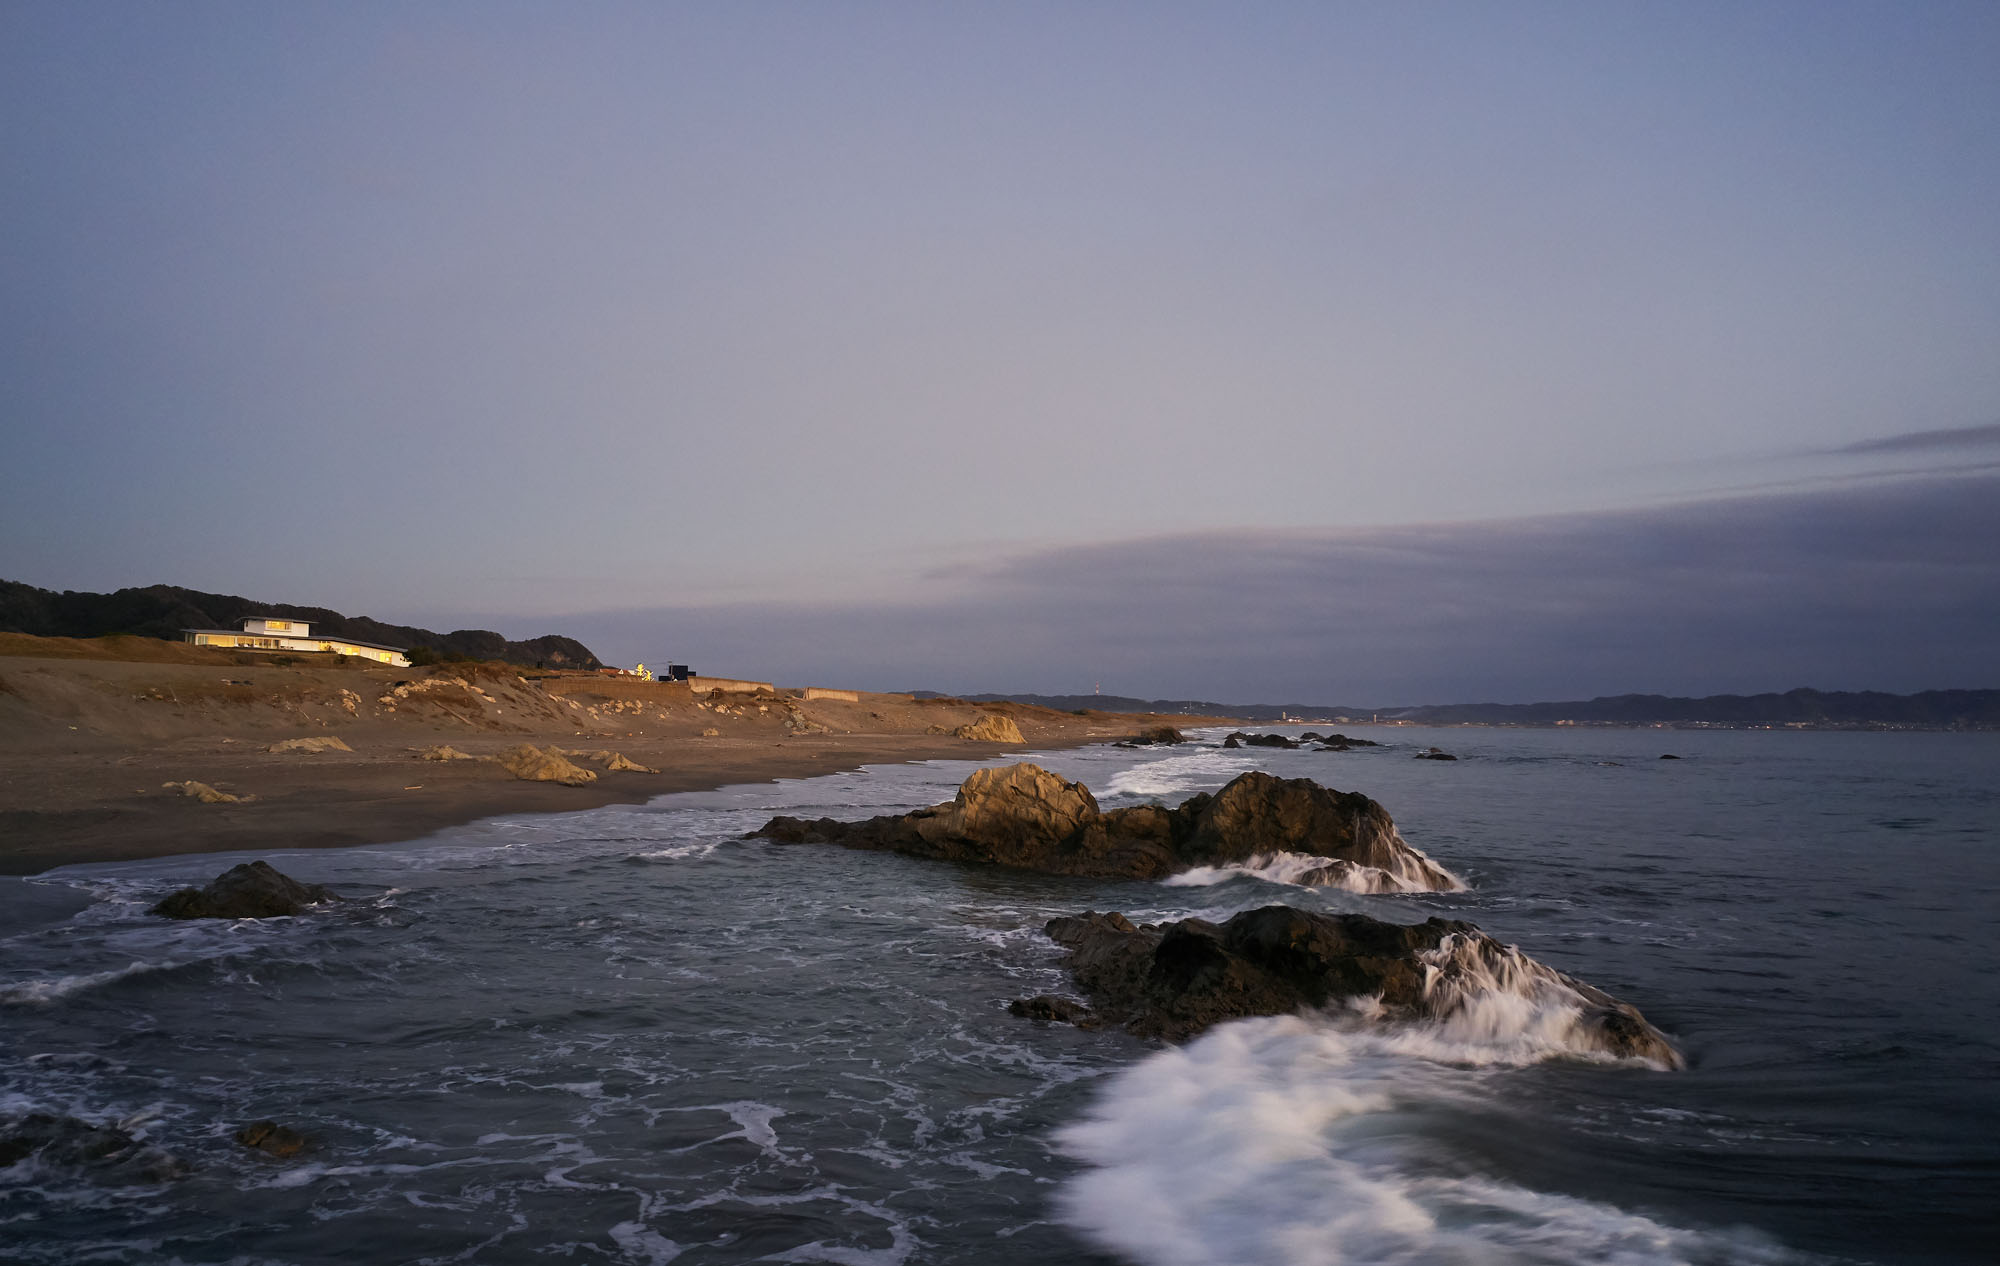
151, 861, 340, 919
1414, 748, 1458, 761
235, 1120, 309, 1159
1116, 726, 1187, 747
751, 764, 1459, 891
1040, 905, 1682, 1067
1006, 995, 1098, 1026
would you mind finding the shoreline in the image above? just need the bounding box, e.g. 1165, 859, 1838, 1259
1, 644, 1227, 877
0, 731, 1128, 878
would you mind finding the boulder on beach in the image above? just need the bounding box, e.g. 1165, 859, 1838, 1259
266, 737, 352, 754
161, 780, 251, 804
559, 748, 659, 774
943, 714, 1026, 743
419, 744, 482, 762
752, 763, 1459, 891
496, 744, 597, 786
1034, 904, 1682, 1066
0, 1112, 188, 1184
151, 860, 340, 920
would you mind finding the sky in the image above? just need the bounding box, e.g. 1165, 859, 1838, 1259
3, 2, 1997, 703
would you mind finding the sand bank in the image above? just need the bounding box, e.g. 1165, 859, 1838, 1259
0, 639, 1223, 875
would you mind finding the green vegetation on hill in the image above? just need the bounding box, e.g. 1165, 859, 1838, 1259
0, 579, 601, 671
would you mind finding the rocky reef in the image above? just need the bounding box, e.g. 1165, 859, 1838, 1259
1019, 904, 1681, 1066
752, 763, 1459, 891
151, 860, 340, 919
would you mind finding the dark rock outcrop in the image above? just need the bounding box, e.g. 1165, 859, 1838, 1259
151, 861, 340, 919
1223, 732, 1301, 750
1038, 905, 1682, 1066
752, 763, 1459, 891
1315, 733, 1381, 751
1116, 726, 1186, 747
0, 1112, 188, 1183
1414, 747, 1458, 761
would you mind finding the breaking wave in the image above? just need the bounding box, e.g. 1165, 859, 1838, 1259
1165, 844, 1462, 895
1055, 1014, 1801, 1266
0, 961, 170, 1007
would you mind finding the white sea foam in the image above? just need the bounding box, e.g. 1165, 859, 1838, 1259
0, 961, 168, 1006
1103, 750, 1256, 801
1164, 849, 1459, 895
1056, 1015, 1809, 1266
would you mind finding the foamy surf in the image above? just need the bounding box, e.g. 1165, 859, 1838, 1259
0, 961, 170, 1007
1102, 750, 1257, 802
1055, 1015, 1807, 1266
1164, 844, 1463, 894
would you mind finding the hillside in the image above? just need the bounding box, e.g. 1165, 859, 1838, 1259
0, 580, 600, 670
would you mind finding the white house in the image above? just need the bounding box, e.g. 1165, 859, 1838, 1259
182, 616, 411, 667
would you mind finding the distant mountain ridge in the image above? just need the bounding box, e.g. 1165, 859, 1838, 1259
921, 687, 2000, 730
0, 580, 601, 670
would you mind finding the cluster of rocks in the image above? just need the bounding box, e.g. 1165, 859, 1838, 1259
0, 1112, 189, 1184
1009, 904, 1681, 1066
1221, 731, 1383, 752
753, 763, 1458, 891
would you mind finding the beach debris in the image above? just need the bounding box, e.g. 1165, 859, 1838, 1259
151, 860, 341, 920
1035, 905, 1683, 1066
557, 748, 659, 774
0, 1112, 188, 1184
266, 736, 352, 754
161, 780, 252, 804
929, 714, 1026, 743
496, 743, 597, 786
418, 745, 481, 761
234, 1120, 309, 1159
700, 727, 720, 737
753, 763, 1460, 891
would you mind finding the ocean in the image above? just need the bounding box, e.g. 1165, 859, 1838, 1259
2, 726, 1996, 1265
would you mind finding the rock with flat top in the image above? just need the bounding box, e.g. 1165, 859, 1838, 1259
151, 860, 340, 920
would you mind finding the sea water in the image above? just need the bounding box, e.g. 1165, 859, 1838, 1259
2, 727, 1995, 1264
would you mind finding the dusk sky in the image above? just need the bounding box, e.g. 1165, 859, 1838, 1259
5, 3, 1997, 702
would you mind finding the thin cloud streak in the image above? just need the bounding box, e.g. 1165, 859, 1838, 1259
1823, 422, 2000, 456
559, 473, 2000, 705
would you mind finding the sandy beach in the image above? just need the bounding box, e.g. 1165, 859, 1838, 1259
0, 635, 1222, 876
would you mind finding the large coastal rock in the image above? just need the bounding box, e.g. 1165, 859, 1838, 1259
932, 714, 1026, 743
496, 743, 597, 785
752, 763, 1459, 891
151, 860, 340, 920
1033, 905, 1682, 1066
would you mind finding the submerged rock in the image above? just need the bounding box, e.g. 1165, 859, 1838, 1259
1039, 905, 1682, 1066
1224, 732, 1301, 750
151, 860, 340, 920
752, 763, 1459, 891
234, 1120, 309, 1159
1414, 747, 1458, 761
1006, 995, 1099, 1026
0, 1112, 188, 1183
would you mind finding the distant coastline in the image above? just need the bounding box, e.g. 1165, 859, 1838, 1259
927, 687, 2000, 732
